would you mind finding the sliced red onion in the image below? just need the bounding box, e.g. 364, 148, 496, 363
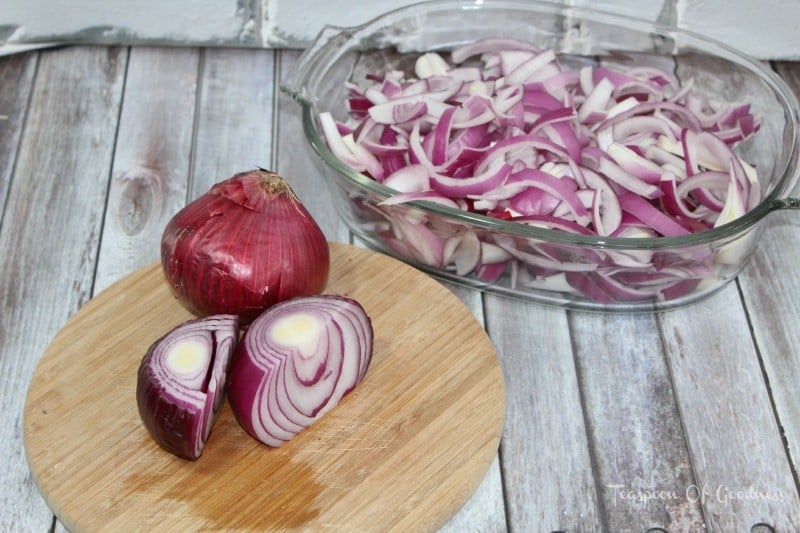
618, 192, 691, 237
415, 52, 450, 78
228, 295, 373, 447
451, 37, 541, 63
506, 169, 591, 225
444, 230, 482, 275
137, 314, 239, 460
430, 158, 512, 198
382, 164, 430, 193
593, 156, 663, 200
578, 77, 615, 123
368, 100, 428, 125
714, 165, 746, 228
379, 190, 460, 208
606, 142, 664, 184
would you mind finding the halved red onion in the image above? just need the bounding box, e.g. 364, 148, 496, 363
137, 314, 239, 460
228, 295, 373, 447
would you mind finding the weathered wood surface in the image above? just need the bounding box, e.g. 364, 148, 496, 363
487, 297, 602, 531
0, 45, 127, 532
3, 46, 800, 532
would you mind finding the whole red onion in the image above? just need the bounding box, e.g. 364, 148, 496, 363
161, 169, 330, 324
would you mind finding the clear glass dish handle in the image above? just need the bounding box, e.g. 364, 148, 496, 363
771, 131, 800, 212
280, 24, 355, 106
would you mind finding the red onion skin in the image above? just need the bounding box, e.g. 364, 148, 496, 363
137, 377, 198, 459
161, 170, 330, 324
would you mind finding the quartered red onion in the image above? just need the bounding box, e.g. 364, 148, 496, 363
228, 295, 373, 447
137, 314, 239, 460
320, 38, 762, 303
161, 169, 330, 324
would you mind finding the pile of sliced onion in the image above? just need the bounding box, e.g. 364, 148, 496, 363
320, 38, 762, 303
228, 295, 373, 447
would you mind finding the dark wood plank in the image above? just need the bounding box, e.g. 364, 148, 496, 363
569, 312, 704, 531
0, 52, 36, 225
275, 50, 350, 243
189, 48, 275, 198
0, 45, 127, 532
486, 297, 602, 530
93, 47, 200, 293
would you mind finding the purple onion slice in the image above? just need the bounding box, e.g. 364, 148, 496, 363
136, 314, 239, 460
228, 295, 373, 447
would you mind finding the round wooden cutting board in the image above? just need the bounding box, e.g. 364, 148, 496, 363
23, 242, 505, 532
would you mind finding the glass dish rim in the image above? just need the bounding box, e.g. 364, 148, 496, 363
289, 0, 800, 251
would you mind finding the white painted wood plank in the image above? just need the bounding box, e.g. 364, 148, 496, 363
275, 50, 350, 243
0, 45, 126, 531
659, 286, 800, 531
737, 62, 800, 488
569, 312, 704, 530
0, 51, 36, 220
188, 48, 275, 198
93, 47, 200, 293
486, 298, 602, 531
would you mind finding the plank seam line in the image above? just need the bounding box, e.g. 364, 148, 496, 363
185, 47, 206, 203
270, 49, 280, 172
654, 312, 709, 529
735, 274, 800, 499
89, 46, 131, 301
565, 310, 610, 532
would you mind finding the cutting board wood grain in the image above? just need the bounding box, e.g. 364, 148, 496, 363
23, 242, 505, 532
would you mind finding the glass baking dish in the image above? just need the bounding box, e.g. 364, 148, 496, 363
283, 0, 800, 312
